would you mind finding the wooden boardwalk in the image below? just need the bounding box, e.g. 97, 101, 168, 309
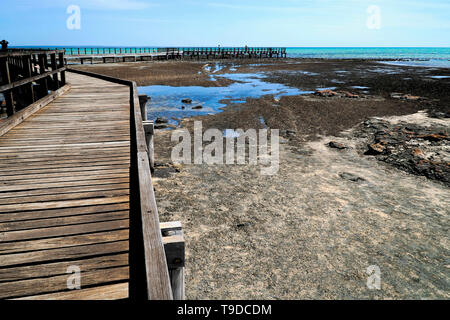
0, 73, 131, 299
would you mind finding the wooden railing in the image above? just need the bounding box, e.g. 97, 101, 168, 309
63, 47, 158, 55
0, 50, 66, 117
181, 47, 286, 59
21, 47, 287, 57
67, 68, 175, 300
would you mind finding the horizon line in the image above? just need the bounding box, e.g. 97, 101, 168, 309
9, 45, 450, 48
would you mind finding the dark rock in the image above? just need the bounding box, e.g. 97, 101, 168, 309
403, 94, 421, 101
154, 123, 169, 129
155, 117, 169, 124
356, 119, 450, 186
339, 172, 366, 182
236, 222, 252, 229
412, 148, 425, 158
286, 130, 296, 136
365, 143, 386, 155
314, 89, 337, 97
417, 133, 447, 142
279, 137, 289, 144
192, 105, 203, 109
182, 98, 192, 104
328, 141, 346, 150
390, 92, 403, 99
181, 105, 186, 109
390, 92, 423, 101
428, 110, 450, 119
340, 91, 359, 98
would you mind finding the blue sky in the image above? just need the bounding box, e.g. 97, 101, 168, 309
1, 0, 449, 47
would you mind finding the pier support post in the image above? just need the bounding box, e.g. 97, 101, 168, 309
138, 94, 149, 121
143, 120, 155, 173
160, 222, 185, 300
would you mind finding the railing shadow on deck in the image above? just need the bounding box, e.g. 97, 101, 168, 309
67, 68, 174, 300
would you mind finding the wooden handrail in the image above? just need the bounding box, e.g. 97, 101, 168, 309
0, 50, 65, 57
0, 66, 66, 92
0, 50, 66, 118
67, 68, 173, 300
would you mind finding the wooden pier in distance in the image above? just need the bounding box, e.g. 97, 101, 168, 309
0, 49, 183, 300
57, 47, 288, 65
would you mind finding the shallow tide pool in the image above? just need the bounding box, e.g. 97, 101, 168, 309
139, 73, 312, 125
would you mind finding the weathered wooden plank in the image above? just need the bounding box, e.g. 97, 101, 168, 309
0, 196, 129, 214
0, 173, 129, 191
0, 266, 129, 299
14, 283, 129, 300
0, 219, 129, 242
0, 165, 129, 176
0, 240, 129, 267
0, 230, 129, 254
0, 189, 129, 206
0, 210, 129, 232
0, 159, 129, 170
0, 168, 128, 181
0, 253, 128, 282
0, 85, 71, 136
0, 177, 129, 193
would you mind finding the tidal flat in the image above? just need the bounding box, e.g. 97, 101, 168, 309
75, 59, 449, 299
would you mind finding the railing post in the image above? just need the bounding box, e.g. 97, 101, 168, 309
0, 57, 15, 116
38, 54, 48, 98
138, 94, 148, 121
161, 222, 185, 300
143, 120, 155, 174
50, 53, 59, 89
23, 55, 35, 104
58, 52, 66, 85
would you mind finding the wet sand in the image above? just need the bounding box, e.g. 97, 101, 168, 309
76, 59, 449, 299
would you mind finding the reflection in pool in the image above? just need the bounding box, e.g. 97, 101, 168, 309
139, 73, 312, 125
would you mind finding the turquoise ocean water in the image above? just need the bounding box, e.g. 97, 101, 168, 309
12, 46, 450, 67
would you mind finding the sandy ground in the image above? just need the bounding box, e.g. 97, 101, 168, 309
153, 112, 449, 300
76, 59, 450, 299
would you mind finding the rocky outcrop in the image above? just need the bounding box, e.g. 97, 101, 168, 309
390, 93, 423, 101
328, 141, 347, 150
356, 119, 449, 186
313, 90, 362, 99
314, 89, 337, 97
155, 117, 169, 124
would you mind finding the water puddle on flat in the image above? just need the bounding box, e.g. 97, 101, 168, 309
315, 86, 337, 91
139, 73, 311, 125
276, 70, 319, 76
351, 86, 370, 90
204, 63, 226, 73
378, 60, 450, 68
428, 75, 450, 79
